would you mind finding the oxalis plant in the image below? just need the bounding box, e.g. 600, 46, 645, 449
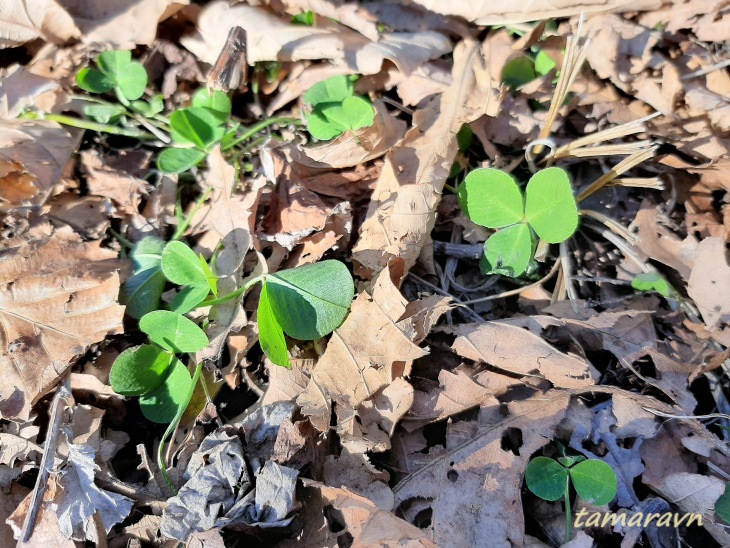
458, 167, 579, 277
303, 74, 375, 140
27, 50, 296, 174
115, 236, 353, 489
525, 453, 618, 542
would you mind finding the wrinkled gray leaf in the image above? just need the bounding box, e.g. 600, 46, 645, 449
240, 401, 298, 470
53, 441, 134, 540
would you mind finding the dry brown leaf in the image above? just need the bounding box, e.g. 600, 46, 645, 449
304, 481, 437, 548
352, 39, 500, 278
0, 0, 79, 47
262, 359, 311, 406
190, 147, 263, 254
0, 119, 77, 211
409, 0, 662, 25
451, 322, 595, 389
45, 194, 110, 239
633, 204, 699, 280
0, 224, 124, 420
639, 0, 730, 42
339, 378, 414, 453
181, 1, 451, 73
688, 237, 730, 346
60, 0, 188, 49
0, 433, 42, 467
297, 268, 429, 431
407, 369, 503, 424
80, 149, 149, 218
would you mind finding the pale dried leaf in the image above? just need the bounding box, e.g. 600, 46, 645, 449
393, 391, 573, 546
0, 65, 59, 119
323, 451, 393, 511
0, 224, 124, 420
182, 2, 451, 73
61, 0, 188, 49
409, 0, 662, 25
0, 433, 42, 467
451, 322, 594, 389
688, 237, 730, 342
0, 0, 78, 47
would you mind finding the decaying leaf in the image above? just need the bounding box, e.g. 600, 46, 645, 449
352, 38, 500, 278
182, 1, 451, 73
0, 0, 79, 47
0, 224, 124, 420
688, 237, 730, 346
0, 119, 78, 210
450, 321, 595, 389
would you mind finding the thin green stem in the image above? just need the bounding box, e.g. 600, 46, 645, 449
565, 475, 572, 543
220, 117, 300, 151
30, 112, 154, 139
196, 275, 263, 308
158, 362, 203, 494
171, 187, 214, 241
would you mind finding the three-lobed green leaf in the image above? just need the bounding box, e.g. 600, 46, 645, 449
191, 88, 232, 124
304, 75, 374, 140
461, 167, 578, 277
257, 283, 290, 368
139, 310, 209, 353
631, 271, 675, 299
170, 107, 226, 149
76, 50, 148, 101
304, 75, 354, 107
157, 148, 207, 174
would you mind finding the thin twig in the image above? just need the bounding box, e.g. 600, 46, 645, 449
21, 383, 74, 543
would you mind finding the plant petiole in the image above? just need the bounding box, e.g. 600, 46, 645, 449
158, 361, 203, 494
564, 472, 572, 542
220, 117, 300, 151
23, 112, 155, 139
171, 187, 214, 241
197, 275, 263, 308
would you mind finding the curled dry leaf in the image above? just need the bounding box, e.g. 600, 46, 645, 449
450, 321, 595, 389
352, 39, 500, 278
181, 1, 451, 73
0, 119, 77, 211
0, 224, 124, 420
0, 65, 59, 119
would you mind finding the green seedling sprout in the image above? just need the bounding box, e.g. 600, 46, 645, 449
458, 167, 579, 277
303, 75, 375, 140
631, 271, 678, 300
525, 454, 617, 543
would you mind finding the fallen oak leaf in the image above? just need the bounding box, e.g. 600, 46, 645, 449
0, 0, 79, 47
0, 223, 124, 420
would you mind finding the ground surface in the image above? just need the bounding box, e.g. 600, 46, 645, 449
1, 1, 730, 546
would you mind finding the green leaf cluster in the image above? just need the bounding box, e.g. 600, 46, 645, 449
110, 310, 209, 423
459, 167, 578, 277
77, 50, 148, 104
258, 260, 354, 368
158, 87, 233, 173
121, 238, 219, 319
303, 75, 375, 140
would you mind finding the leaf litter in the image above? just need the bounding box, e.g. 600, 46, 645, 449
1, 1, 730, 547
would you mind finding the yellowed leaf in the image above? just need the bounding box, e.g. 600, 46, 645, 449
0, 224, 124, 420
